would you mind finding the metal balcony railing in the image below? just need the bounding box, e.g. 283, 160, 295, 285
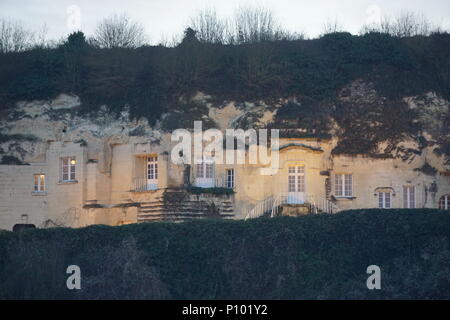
133, 178, 158, 192
192, 175, 233, 189
245, 193, 338, 220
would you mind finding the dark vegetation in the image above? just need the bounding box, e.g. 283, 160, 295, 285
187, 185, 235, 196
0, 31, 449, 122
0, 209, 449, 299
0, 10, 449, 157
331, 98, 420, 156
0, 155, 28, 165
0, 133, 39, 143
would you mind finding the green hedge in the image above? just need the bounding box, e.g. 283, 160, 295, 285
187, 186, 235, 196
0, 209, 449, 299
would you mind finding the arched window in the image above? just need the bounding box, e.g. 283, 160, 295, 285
439, 195, 450, 210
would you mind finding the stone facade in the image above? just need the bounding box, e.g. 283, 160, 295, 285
1, 135, 449, 231
1, 93, 449, 230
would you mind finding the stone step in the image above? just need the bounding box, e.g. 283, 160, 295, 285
137, 212, 234, 220
139, 208, 234, 215
140, 200, 233, 208
139, 206, 234, 214
134, 187, 235, 221
140, 203, 212, 209
139, 210, 234, 217
141, 197, 233, 205
138, 215, 235, 222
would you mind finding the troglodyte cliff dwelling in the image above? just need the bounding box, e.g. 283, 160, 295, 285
1, 83, 449, 231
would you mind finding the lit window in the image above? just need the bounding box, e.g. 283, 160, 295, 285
378, 191, 391, 209
61, 157, 76, 181
335, 174, 352, 197
439, 195, 450, 210
403, 186, 415, 208
33, 174, 45, 192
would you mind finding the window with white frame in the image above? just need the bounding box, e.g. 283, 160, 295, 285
196, 159, 214, 179
335, 174, 352, 197
226, 169, 234, 188
195, 157, 215, 188
33, 174, 45, 192
378, 191, 391, 209
61, 157, 76, 181
147, 156, 158, 181
403, 185, 415, 208
288, 166, 306, 194
439, 195, 450, 210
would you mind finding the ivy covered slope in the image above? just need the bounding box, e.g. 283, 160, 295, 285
0, 31, 449, 162
0, 209, 449, 299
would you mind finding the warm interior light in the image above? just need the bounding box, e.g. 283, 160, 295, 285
70, 159, 76, 165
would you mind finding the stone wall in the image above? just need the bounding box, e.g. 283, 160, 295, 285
0, 141, 89, 230
1, 92, 450, 230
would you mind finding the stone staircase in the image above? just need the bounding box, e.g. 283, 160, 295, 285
137, 188, 235, 222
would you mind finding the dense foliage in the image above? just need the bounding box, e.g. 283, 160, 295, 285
0, 209, 449, 299
0, 31, 449, 123
0, 30, 449, 158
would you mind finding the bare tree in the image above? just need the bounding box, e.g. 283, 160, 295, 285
33, 23, 50, 49
360, 12, 437, 37
322, 18, 344, 35
360, 15, 393, 35
189, 8, 227, 44
92, 13, 146, 48
378, 16, 394, 34
227, 5, 286, 44
0, 18, 34, 53
392, 11, 432, 37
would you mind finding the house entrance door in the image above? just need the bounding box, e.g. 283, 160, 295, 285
288, 165, 305, 204
147, 156, 158, 189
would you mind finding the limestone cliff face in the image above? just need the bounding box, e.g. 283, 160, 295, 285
332, 80, 449, 171
0, 83, 449, 173
0, 94, 159, 164
0, 92, 272, 164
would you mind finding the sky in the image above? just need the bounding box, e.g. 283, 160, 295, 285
1, 0, 449, 43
